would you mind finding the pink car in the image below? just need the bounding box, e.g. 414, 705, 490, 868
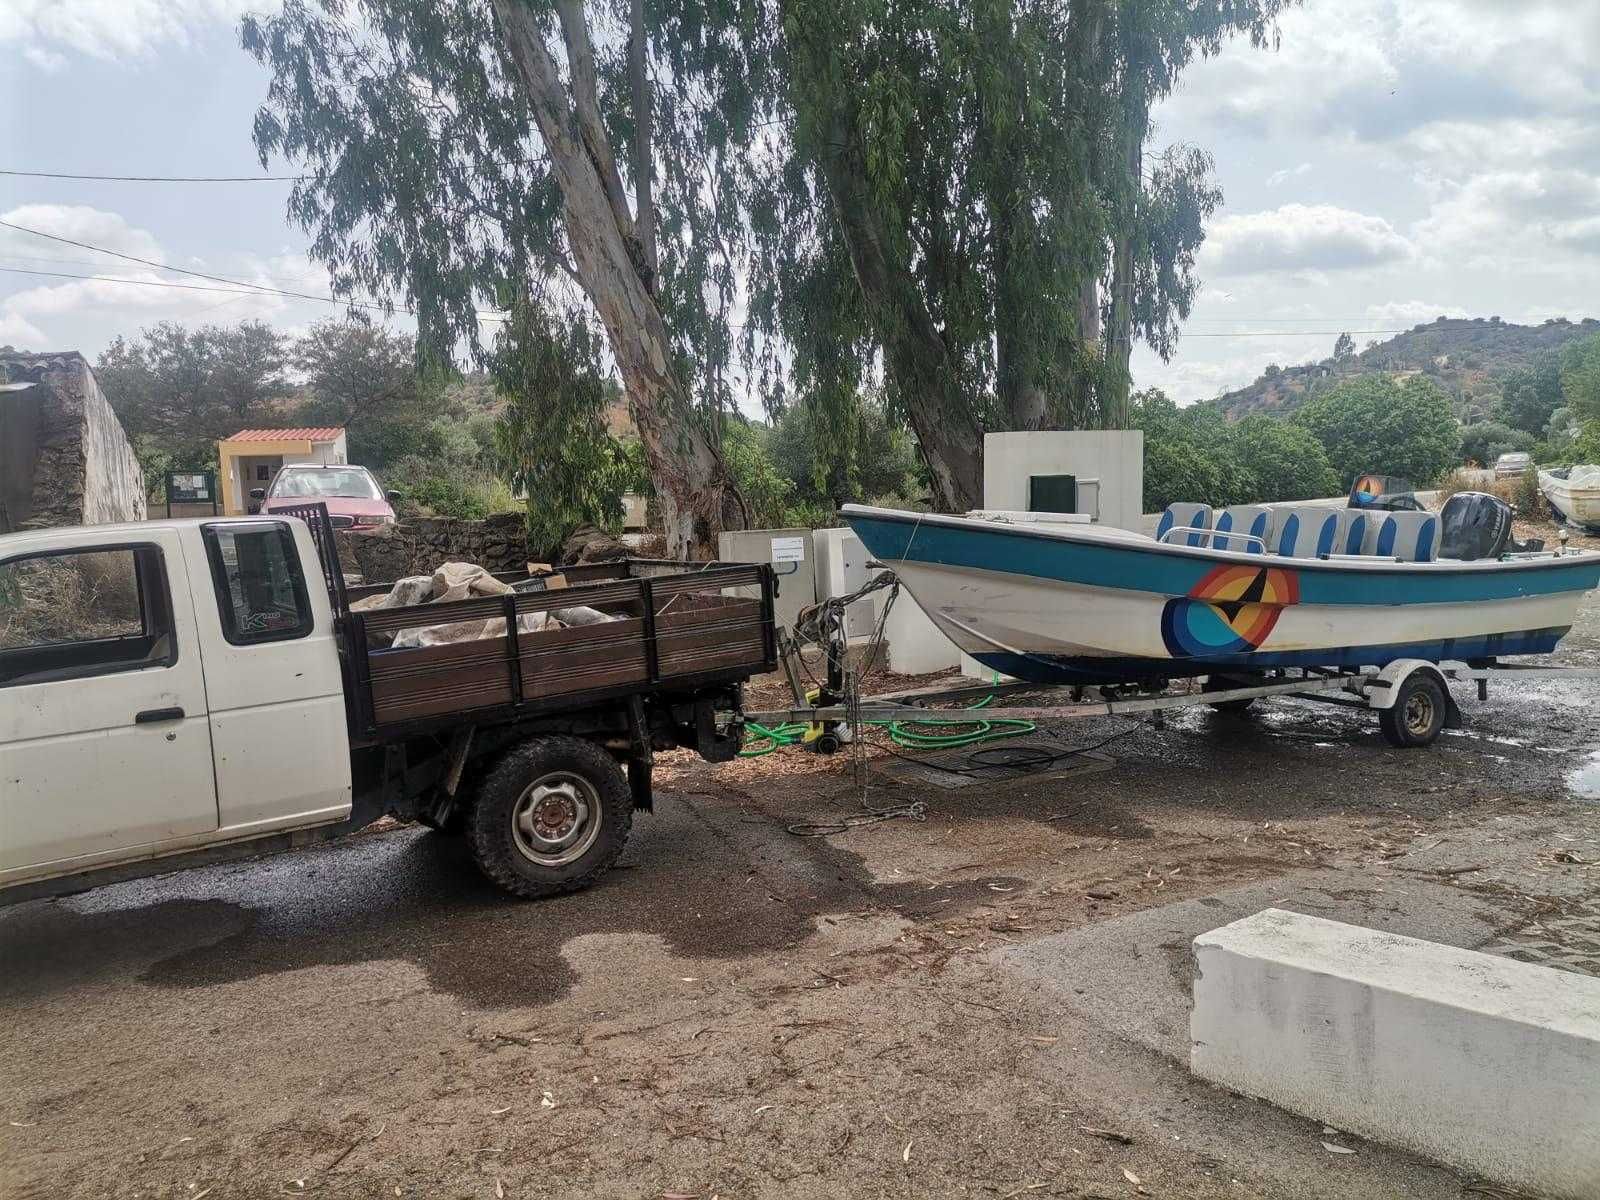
253, 464, 398, 530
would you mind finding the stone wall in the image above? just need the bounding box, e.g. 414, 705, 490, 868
333, 511, 530, 584
0, 351, 146, 533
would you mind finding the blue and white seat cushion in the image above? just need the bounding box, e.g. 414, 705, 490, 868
1274, 507, 1339, 558
1366, 511, 1440, 562
1155, 503, 1213, 547
1214, 505, 1274, 554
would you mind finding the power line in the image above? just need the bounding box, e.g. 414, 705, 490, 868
1, 168, 304, 183
0, 218, 510, 322
0, 266, 509, 323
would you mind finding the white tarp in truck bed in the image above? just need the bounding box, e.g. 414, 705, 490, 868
351, 562, 615, 648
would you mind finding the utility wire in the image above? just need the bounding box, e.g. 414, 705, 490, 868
1, 168, 305, 182
0, 266, 510, 323
0, 217, 511, 321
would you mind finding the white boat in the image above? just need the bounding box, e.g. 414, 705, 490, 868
842, 499, 1600, 685
1538, 465, 1600, 532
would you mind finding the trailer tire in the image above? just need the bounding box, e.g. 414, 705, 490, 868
1379, 672, 1447, 749
468, 736, 633, 899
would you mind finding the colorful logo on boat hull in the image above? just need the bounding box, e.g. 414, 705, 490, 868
1160, 565, 1300, 658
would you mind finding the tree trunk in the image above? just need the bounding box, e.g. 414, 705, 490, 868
1103, 66, 1144, 430
491, 0, 733, 557
804, 108, 984, 511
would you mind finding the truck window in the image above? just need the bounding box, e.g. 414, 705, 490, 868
203, 523, 314, 644
0, 545, 176, 687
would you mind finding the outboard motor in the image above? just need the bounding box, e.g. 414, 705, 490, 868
1439, 491, 1513, 560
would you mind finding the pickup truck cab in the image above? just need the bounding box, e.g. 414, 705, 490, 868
0, 510, 775, 906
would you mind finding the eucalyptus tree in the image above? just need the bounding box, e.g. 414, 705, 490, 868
756, 0, 1288, 510
243, 0, 768, 555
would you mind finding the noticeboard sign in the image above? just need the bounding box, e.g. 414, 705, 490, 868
167, 472, 215, 503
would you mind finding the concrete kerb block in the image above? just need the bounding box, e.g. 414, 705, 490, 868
1190, 907, 1600, 1199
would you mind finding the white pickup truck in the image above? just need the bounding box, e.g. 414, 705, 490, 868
0, 507, 775, 905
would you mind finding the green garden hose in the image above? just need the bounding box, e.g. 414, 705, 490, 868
739, 695, 1035, 757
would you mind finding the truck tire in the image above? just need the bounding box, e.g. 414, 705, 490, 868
467, 736, 633, 899
1378, 672, 1447, 749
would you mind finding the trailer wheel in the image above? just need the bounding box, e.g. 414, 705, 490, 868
1379, 673, 1447, 748
468, 736, 632, 899
1203, 676, 1256, 715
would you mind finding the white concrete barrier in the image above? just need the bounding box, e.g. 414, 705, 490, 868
1191, 908, 1600, 1199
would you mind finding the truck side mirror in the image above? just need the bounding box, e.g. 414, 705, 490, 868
249, 488, 266, 501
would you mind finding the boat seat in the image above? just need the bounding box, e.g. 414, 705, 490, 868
1332, 510, 1373, 556
1213, 505, 1275, 554
1155, 503, 1213, 547
1272, 507, 1339, 558
1364, 511, 1440, 562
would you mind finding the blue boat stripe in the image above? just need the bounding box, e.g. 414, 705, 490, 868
1346, 515, 1366, 555
1156, 510, 1173, 541
970, 626, 1571, 684
845, 513, 1600, 606
1279, 513, 1299, 555
1377, 517, 1397, 557
1417, 519, 1436, 562
1315, 515, 1336, 557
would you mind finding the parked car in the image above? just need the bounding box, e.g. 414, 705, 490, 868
1493, 451, 1533, 480
252, 464, 397, 529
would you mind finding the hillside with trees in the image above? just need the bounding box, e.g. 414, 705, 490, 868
1208, 317, 1600, 423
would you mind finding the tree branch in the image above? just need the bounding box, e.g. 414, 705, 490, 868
554, 0, 638, 243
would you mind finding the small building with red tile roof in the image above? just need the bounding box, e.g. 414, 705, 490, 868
217, 427, 348, 515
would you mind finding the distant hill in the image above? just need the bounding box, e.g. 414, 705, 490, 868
1205, 316, 1600, 422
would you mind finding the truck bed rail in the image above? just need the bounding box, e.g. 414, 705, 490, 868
345, 559, 777, 738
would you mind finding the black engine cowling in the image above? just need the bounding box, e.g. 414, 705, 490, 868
1439, 491, 1513, 560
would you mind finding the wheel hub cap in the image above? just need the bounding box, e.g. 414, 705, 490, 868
510, 774, 600, 867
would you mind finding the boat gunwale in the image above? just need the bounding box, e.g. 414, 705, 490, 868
840, 503, 1600, 579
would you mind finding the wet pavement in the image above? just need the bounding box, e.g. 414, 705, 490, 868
3, 583, 1599, 1199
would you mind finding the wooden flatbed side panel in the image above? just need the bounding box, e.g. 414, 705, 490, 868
367, 637, 514, 724
520, 617, 650, 699
655, 598, 766, 677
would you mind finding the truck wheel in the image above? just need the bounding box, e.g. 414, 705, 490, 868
468, 736, 633, 899
1379, 673, 1447, 748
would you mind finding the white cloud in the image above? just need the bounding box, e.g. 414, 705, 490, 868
1363, 300, 1469, 327
0, 0, 260, 59
1414, 169, 1600, 268
0, 205, 166, 263
1202, 204, 1414, 276
1265, 163, 1311, 187
22, 45, 66, 71
0, 311, 48, 349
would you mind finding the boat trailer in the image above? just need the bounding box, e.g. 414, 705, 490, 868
746, 659, 1600, 751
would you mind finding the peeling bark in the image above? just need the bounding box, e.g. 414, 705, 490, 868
492, 0, 734, 557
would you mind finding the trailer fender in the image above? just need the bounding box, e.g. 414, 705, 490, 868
1364, 660, 1464, 729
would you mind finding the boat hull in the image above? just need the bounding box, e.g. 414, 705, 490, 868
1539, 470, 1600, 531
843, 505, 1600, 685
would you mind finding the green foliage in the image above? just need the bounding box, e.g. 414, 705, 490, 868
95, 320, 288, 462
1571, 420, 1600, 464
721, 420, 798, 529
1130, 389, 1338, 511
767, 395, 919, 508
1495, 352, 1563, 435
1293, 374, 1460, 487
490, 304, 630, 555
1229, 415, 1340, 502
1561, 331, 1600, 423
382, 462, 519, 520
1514, 464, 1542, 516
1459, 420, 1535, 467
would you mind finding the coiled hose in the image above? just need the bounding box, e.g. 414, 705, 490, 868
739, 693, 1034, 756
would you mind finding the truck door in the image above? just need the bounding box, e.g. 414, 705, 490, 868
0, 529, 218, 882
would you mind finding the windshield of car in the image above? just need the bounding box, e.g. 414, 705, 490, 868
270, 468, 382, 500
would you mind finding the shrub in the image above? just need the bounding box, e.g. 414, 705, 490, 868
1514, 465, 1542, 517
1294, 374, 1459, 486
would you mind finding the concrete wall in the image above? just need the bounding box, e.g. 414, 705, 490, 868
1191, 908, 1600, 1200
983, 430, 1144, 532
0, 351, 146, 533
717, 527, 817, 635
334, 512, 530, 583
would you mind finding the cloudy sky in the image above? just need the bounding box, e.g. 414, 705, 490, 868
2, 0, 1597, 406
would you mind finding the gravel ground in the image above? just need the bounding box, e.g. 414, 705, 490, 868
3, 525, 1598, 1200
